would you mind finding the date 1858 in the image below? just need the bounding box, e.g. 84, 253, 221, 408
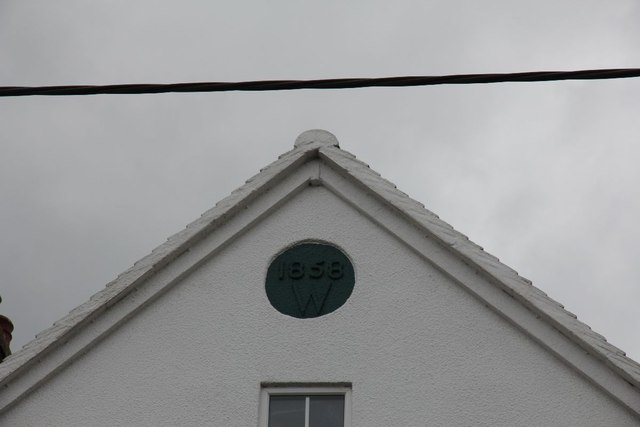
277, 261, 344, 280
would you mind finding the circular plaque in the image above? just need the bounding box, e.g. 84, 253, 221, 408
266, 243, 355, 318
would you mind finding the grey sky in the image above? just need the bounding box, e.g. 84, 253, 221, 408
1, 1, 639, 362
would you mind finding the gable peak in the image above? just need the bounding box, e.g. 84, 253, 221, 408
294, 129, 340, 149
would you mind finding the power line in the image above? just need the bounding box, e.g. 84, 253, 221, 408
1, 68, 639, 97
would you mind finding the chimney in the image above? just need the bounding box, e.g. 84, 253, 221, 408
0, 296, 13, 362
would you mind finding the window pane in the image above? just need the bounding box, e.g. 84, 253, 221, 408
269, 396, 306, 427
309, 395, 344, 427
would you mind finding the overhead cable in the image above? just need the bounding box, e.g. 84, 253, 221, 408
1, 68, 639, 97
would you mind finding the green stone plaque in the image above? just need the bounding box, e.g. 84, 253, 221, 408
266, 243, 355, 318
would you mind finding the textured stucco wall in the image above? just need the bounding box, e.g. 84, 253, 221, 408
2, 185, 638, 426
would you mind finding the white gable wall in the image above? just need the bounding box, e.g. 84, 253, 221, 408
1, 161, 638, 426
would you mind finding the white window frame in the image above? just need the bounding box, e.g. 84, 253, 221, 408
259, 385, 352, 427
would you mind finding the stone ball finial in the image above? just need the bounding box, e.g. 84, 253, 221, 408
294, 129, 340, 148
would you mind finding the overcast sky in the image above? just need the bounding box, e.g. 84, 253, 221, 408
1, 1, 639, 362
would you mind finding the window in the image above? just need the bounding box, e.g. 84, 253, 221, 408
260, 385, 351, 427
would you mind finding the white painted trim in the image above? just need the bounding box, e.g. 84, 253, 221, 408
0, 139, 324, 388
259, 385, 352, 427
318, 143, 640, 391
0, 160, 321, 414
305, 396, 310, 427
316, 158, 640, 417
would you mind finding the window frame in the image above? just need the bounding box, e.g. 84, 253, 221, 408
259, 384, 352, 427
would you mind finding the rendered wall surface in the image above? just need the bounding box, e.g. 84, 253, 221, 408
1, 185, 638, 426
